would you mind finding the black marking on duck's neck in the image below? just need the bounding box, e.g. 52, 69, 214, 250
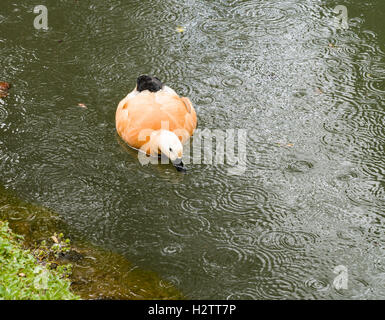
137, 75, 163, 92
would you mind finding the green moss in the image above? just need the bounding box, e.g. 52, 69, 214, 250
0, 221, 80, 300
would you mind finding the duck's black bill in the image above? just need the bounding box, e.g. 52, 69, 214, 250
172, 160, 187, 172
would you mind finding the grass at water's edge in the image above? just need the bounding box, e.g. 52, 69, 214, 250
0, 220, 80, 300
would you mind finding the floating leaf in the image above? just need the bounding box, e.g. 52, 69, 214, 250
0, 81, 10, 98
176, 26, 185, 33
277, 142, 294, 147
0, 82, 10, 91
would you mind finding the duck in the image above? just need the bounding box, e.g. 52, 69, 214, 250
116, 75, 197, 171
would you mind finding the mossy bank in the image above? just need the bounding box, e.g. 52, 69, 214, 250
0, 185, 184, 300
0, 221, 79, 299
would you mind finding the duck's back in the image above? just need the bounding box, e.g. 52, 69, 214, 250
116, 90, 197, 150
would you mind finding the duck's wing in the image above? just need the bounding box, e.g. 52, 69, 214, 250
117, 88, 139, 112
180, 96, 197, 139
116, 92, 160, 149
155, 93, 197, 142
180, 97, 193, 113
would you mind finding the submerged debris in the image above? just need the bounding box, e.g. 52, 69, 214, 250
58, 249, 84, 263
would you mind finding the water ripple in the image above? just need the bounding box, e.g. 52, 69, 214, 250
217, 184, 269, 215
258, 230, 318, 252
304, 278, 331, 292
167, 214, 210, 238
0, 106, 8, 123
254, 277, 298, 300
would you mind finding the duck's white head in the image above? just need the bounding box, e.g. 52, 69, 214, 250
158, 130, 183, 161
158, 130, 186, 171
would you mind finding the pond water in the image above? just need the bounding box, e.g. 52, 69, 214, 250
1, 0, 384, 299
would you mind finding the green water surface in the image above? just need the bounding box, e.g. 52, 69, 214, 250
1, 0, 384, 299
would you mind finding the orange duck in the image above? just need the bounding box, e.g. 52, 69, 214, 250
116, 75, 197, 171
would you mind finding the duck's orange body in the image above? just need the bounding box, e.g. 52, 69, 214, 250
116, 88, 197, 155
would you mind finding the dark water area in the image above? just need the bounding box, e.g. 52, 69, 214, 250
1, 0, 384, 299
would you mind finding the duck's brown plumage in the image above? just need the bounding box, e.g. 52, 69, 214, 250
116, 89, 197, 154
